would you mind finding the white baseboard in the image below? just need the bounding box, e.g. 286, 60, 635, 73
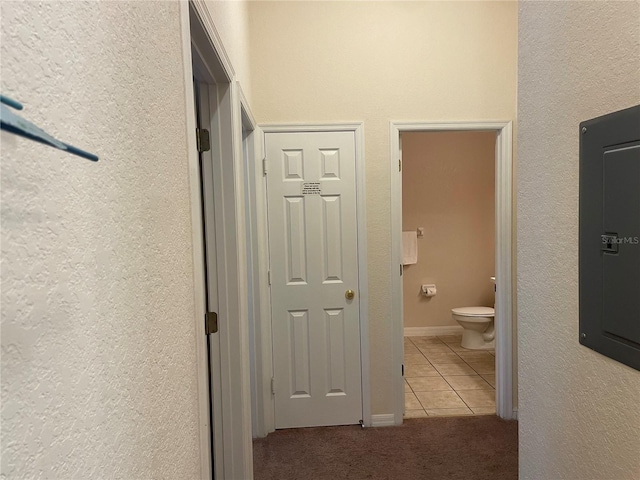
404, 325, 463, 337
370, 414, 395, 427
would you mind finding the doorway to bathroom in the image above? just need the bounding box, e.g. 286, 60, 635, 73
389, 122, 515, 422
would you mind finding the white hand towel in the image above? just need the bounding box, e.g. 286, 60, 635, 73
402, 231, 418, 265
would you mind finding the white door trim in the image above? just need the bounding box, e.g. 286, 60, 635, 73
226, 80, 254, 480
250, 126, 275, 437
182, 2, 253, 478
179, 3, 211, 478
390, 121, 514, 422
255, 123, 371, 428
238, 87, 272, 439
189, 0, 236, 80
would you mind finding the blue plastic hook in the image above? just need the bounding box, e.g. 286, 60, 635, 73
0, 94, 98, 162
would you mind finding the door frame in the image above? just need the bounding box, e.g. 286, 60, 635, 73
238, 91, 271, 439
390, 121, 515, 422
254, 123, 372, 431
181, 2, 254, 478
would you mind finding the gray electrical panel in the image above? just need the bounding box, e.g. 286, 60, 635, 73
580, 105, 640, 371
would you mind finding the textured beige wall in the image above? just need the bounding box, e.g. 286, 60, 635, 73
402, 132, 495, 329
249, 0, 517, 414
518, 1, 640, 479
0, 1, 256, 477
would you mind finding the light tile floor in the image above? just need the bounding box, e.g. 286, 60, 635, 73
404, 335, 495, 418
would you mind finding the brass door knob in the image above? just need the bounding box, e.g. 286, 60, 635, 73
345, 289, 355, 300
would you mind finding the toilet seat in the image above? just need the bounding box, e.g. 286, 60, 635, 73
451, 306, 494, 318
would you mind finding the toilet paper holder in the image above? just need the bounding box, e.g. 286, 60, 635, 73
421, 284, 436, 297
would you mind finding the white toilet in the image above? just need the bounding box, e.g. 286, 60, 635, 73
451, 306, 495, 350
451, 277, 496, 350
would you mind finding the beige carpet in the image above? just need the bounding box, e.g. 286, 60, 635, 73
253, 415, 518, 480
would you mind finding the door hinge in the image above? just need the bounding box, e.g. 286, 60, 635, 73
196, 128, 210, 153
267, 270, 271, 285
400, 264, 403, 276
271, 377, 275, 395
399, 159, 402, 172
262, 158, 268, 175
402, 364, 405, 376
205, 311, 218, 334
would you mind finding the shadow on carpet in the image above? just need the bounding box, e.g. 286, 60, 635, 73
253, 415, 517, 480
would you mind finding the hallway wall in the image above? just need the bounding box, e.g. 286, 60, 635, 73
248, 0, 517, 415
0, 1, 253, 477
518, 1, 640, 479
205, 0, 253, 104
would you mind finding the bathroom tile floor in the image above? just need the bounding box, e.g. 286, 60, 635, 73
404, 335, 496, 418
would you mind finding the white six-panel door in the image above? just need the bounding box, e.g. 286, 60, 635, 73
265, 131, 363, 428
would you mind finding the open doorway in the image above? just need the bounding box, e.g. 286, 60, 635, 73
390, 122, 515, 423
401, 131, 497, 417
